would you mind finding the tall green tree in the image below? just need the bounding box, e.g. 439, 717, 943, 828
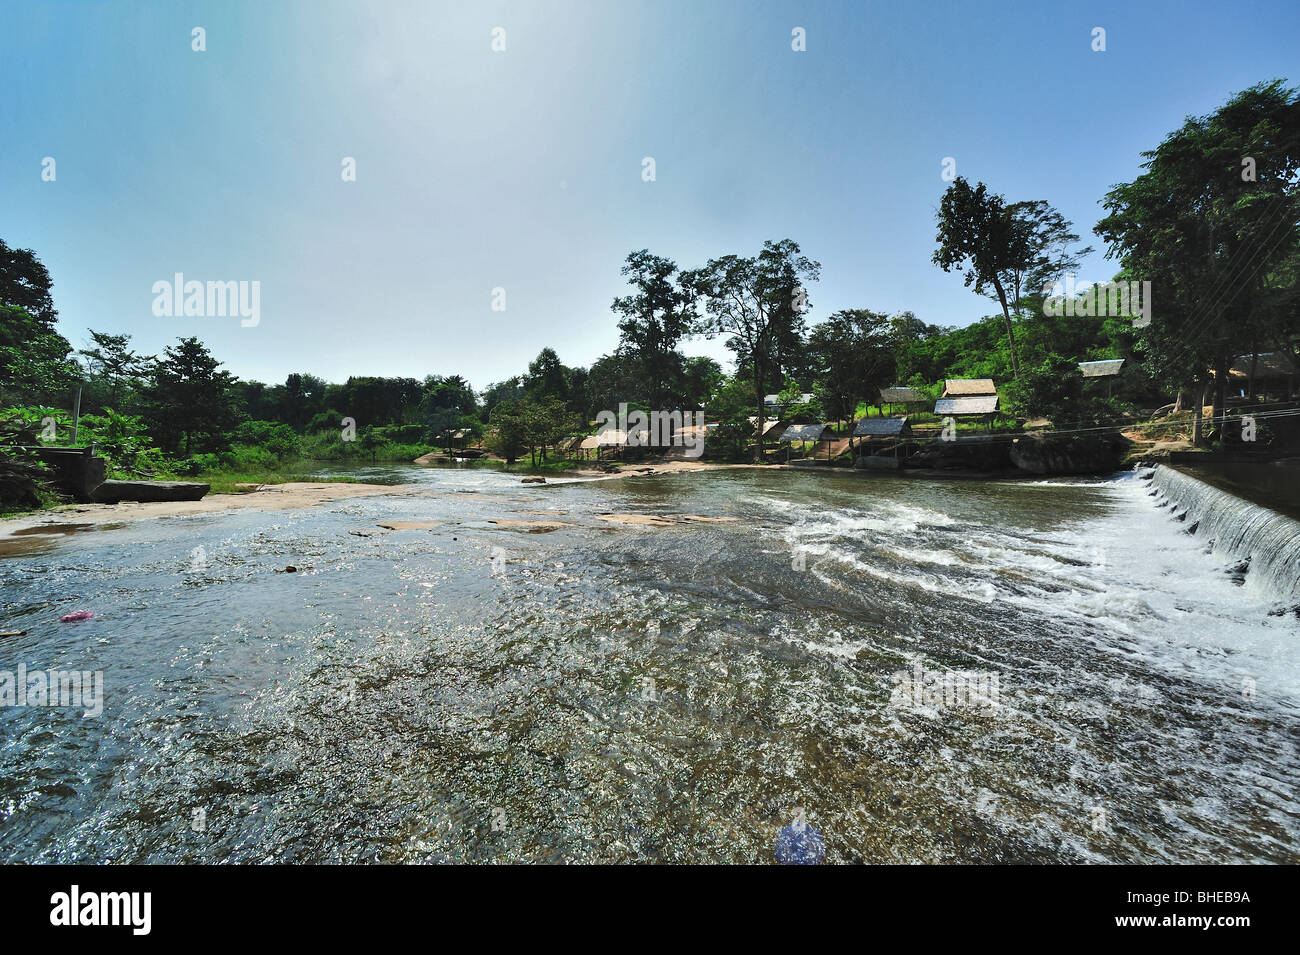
807, 309, 893, 422
0, 242, 78, 407
141, 337, 239, 455
611, 250, 698, 408
78, 329, 151, 412
688, 239, 820, 461
933, 177, 1025, 379
1095, 80, 1300, 438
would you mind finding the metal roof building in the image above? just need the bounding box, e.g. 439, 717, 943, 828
779, 424, 833, 443
935, 395, 999, 415
853, 416, 911, 438
1078, 359, 1125, 378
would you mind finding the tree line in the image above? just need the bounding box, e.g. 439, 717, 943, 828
2, 79, 1296, 492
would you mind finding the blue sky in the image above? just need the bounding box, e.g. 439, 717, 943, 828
2, 0, 1297, 390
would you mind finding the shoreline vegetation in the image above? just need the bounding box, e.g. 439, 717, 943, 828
3, 81, 1297, 523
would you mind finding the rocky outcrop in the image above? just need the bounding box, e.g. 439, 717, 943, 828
1010, 433, 1131, 475
910, 437, 1013, 471
413, 452, 453, 465
91, 480, 210, 503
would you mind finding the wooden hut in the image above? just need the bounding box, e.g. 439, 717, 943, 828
879, 387, 923, 415
778, 423, 833, 461
935, 380, 999, 432
852, 416, 910, 466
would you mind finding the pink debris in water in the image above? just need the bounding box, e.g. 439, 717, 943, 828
59, 611, 95, 622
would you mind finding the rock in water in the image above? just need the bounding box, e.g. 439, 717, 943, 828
521, 477, 547, 484
774, 823, 825, 865
91, 480, 209, 503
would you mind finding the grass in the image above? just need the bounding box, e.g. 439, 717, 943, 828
168, 465, 366, 495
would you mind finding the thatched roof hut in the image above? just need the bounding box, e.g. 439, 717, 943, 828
941, 378, 997, 397
879, 387, 922, 404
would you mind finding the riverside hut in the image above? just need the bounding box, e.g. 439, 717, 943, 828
852, 416, 910, 468
779, 423, 833, 461
879, 387, 923, 415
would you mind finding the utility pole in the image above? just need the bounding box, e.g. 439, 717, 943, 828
71, 385, 83, 446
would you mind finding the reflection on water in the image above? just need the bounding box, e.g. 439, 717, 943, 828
1, 467, 1297, 863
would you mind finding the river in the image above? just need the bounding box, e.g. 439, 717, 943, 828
1, 465, 1297, 863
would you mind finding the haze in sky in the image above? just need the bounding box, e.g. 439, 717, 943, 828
2, 0, 1297, 390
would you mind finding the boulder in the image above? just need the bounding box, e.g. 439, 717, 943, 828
1010, 433, 1131, 475
910, 437, 1012, 471
91, 480, 210, 503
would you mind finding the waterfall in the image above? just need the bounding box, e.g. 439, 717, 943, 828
1148, 465, 1300, 601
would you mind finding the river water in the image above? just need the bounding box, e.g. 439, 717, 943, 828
1, 465, 1297, 863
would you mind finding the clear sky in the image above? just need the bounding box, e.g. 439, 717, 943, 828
2, 0, 1297, 391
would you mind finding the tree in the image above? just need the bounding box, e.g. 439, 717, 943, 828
807, 309, 893, 422
1001, 200, 1092, 317
1095, 80, 1300, 441
0, 239, 58, 328
524, 348, 571, 405
0, 306, 80, 407
78, 330, 151, 412
422, 375, 478, 450
681, 356, 724, 410
688, 239, 820, 461
488, 400, 529, 465
611, 250, 698, 408
140, 337, 239, 455
0, 242, 78, 407
933, 177, 1026, 379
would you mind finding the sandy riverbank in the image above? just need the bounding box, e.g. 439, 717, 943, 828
0, 462, 773, 538
0, 481, 425, 538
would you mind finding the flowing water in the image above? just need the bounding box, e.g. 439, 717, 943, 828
1, 465, 1297, 863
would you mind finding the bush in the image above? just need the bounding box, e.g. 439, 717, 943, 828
173, 452, 232, 476
233, 420, 301, 458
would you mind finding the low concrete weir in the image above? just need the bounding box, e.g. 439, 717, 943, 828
1149, 464, 1300, 600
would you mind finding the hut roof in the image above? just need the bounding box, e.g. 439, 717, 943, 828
1229, 352, 1296, 377
1078, 359, 1125, 378
935, 395, 999, 415
854, 416, 910, 437
578, 435, 601, 450
942, 378, 997, 397
748, 417, 787, 438
779, 423, 832, 443
880, 387, 923, 403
